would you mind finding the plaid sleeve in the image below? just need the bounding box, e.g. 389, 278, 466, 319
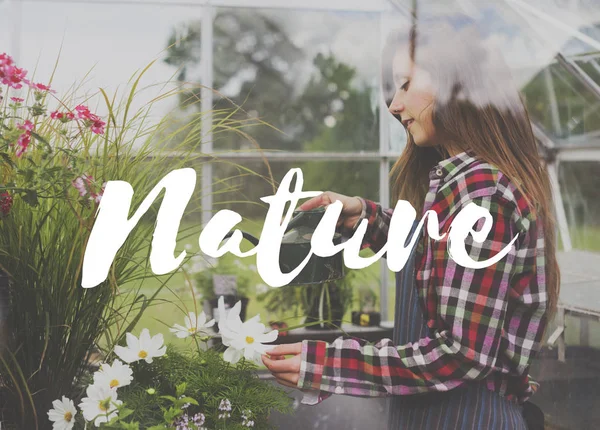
354, 198, 393, 254
298, 192, 522, 397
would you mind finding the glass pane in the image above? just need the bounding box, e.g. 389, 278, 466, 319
0, 2, 10, 56
575, 58, 600, 87
210, 159, 382, 323
166, 7, 381, 152
523, 61, 600, 142
559, 161, 600, 252
18, 2, 204, 119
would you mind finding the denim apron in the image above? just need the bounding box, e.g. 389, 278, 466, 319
385, 222, 527, 430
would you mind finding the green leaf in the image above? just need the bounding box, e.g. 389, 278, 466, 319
118, 408, 135, 420
159, 395, 177, 403
178, 397, 198, 406
30, 131, 50, 147
175, 382, 187, 397
0, 151, 15, 167
21, 189, 38, 206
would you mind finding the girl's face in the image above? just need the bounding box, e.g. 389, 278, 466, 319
388, 50, 440, 148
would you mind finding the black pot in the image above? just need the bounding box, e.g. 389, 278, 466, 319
304, 282, 345, 330
223, 207, 345, 286
351, 311, 381, 327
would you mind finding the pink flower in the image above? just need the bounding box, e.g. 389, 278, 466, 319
15, 132, 32, 157
90, 119, 106, 135
29, 82, 55, 93
73, 175, 105, 204
0, 192, 13, 216
51, 111, 75, 122
10, 97, 24, 103
0, 65, 28, 89
0, 53, 13, 66
14, 120, 34, 157
75, 105, 92, 119
17, 120, 34, 132
75, 105, 106, 134
90, 182, 106, 204
0, 53, 27, 89
72, 177, 87, 197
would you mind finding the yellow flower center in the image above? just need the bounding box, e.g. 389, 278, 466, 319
138, 350, 148, 359
99, 398, 111, 412
64, 412, 73, 422
188, 327, 197, 333
245, 336, 255, 344
109, 379, 119, 388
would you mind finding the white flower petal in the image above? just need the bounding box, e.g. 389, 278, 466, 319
197, 311, 207, 326
114, 345, 138, 364
125, 332, 139, 350
223, 346, 242, 364
243, 346, 256, 360
259, 329, 279, 343
139, 328, 152, 346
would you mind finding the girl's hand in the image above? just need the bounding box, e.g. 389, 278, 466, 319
299, 191, 363, 230
262, 343, 302, 389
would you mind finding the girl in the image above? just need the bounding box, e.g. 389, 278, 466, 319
262, 17, 558, 429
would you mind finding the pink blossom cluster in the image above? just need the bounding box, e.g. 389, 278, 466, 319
49, 105, 106, 135
15, 120, 34, 157
75, 105, 106, 134
0, 191, 13, 216
0, 53, 54, 92
72, 175, 106, 204
50, 110, 75, 122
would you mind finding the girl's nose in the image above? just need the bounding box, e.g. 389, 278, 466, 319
388, 101, 404, 116
388, 92, 405, 115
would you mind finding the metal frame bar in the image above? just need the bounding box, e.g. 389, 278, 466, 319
378, 14, 391, 321
160, 151, 401, 162
19, 0, 392, 12
557, 148, 600, 162
544, 68, 563, 136
548, 162, 573, 252
200, 5, 214, 227
557, 53, 600, 102
9, 0, 22, 63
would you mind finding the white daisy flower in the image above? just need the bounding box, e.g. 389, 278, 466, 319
47, 396, 77, 430
217, 297, 278, 364
170, 311, 215, 339
114, 328, 166, 364
93, 359, 133, 389
79, 384, 122, 427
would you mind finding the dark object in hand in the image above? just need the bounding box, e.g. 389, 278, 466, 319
352, 311, 381, 327
269, 321, 288, 336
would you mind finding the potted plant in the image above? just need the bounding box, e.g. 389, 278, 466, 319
0, 52, 276, 429
46, 298, 293, 429
301, 270, 356, 330
351, 285, 381, 327
256, 269, 357, 330
193, 256, 254, 326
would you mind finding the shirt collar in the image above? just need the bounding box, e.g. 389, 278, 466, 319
428, 150, 478, 183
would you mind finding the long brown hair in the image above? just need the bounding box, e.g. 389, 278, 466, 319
384, 20, 560, 317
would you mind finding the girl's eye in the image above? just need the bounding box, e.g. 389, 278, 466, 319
400, 80, 410, 91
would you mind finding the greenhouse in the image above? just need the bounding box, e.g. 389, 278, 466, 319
1, 0, 600, 429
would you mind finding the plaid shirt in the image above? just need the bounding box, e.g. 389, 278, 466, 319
298, 151, 547, 405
